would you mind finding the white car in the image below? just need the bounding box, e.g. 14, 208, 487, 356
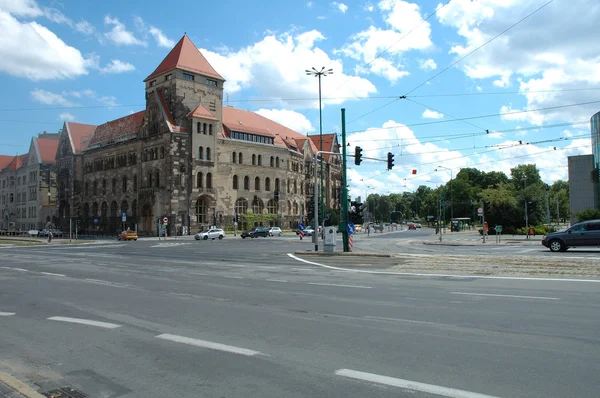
268, 227, 282, 236
195, 228, 225, 240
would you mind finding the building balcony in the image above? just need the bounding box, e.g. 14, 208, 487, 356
197, 187, 215, 195
195, 159, 215, 167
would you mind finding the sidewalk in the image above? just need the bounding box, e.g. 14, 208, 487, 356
422, 231, 543, 246
0, 374, 44, 398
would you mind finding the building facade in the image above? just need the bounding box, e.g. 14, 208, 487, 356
0, 133, 59, 231
55, 35, 342, 235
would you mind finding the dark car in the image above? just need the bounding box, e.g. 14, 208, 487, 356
542, 220, 600, 252
241, 226, 270, 239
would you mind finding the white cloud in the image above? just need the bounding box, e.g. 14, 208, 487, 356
333, 2, 348, 13
104, 15, 146, 46
364, 3, 374, 12
0, 0, 42, 17
75, 20, 95, 35
58, 112, 75, 121
499, 104, 546, 126
149, 26, 174, 48
306, 1, 313, 8
317, 16, 326, 20
99, 59, 135, 74
337, 0, 432, 82
419, 58, 437, 71
0, 11, 93, 80
200, 29, 376, 114
255, 109, 314, 134
31, 89, 77, 106
422, 109, 444, 119
436, 0, 600, 124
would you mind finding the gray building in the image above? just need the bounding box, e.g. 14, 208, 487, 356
568, 154, 597, 223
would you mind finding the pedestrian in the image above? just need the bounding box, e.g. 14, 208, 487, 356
48, 230, 53, 243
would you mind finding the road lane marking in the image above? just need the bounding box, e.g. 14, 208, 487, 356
47, 316, 122, 329
266, 279, 288, 283
287, 253, 600, 283
12, 268, 28, 272
308, 282, 372, 289
335, 369, 500, 398
0, 312, 16, 316
155, 333, 265, 356
223, 276, 244, 279
40, 272, 66, 277
451, 292, 559, 300
365, 316, 448, 326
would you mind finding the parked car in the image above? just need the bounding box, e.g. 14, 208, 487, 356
268, 227, 282, 236
415, 223, 422, 228
241, 226, 270, 239
195, 228, 225, 240
542, 220, 600, 252
407, 223, 417, 230
118, 230, 138, 241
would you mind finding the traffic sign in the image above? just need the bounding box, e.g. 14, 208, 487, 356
477, 207, 483, 216
298, 223, 305, 231
121, 212, 127, 222
347, 221, 355, 235
495, 225, 503, 233
162, 216, 169, 224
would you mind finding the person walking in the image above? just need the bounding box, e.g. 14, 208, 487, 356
48, 230, 53, 243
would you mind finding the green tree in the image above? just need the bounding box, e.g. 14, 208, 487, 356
480, 182, 521, 230
575, 208, 600, 222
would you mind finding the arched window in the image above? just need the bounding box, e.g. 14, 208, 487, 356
147, 172, 152, 188
92, 202, 99, 216
160, 146, 165, 159
270, 156, 274, 167
276, 157, 279, 167
209, 124, 213, 135
122, 176, 127, 193
258, 155, 262, 166
252, 154, 256, 165
244, 176, 249, 190
195, 197, 208, 223
84, 182, 89, 197
206, 173, 212, 189
101, 201, 108, 218
206, 147, 211, 161
254, 176, 260, 191
112, 178, 116, 194
252, 197, 264, 215
265, 177, 271, 191
197, 122, 201, 134
275, 178, 280, 192
133, 175, 137, 192
238, 152, 243, 164
121, 200, 128, 215
232, 175, 238, 190
301, 183, 304, 195
197, 172, 203, 188
203, 123, 207, 135
235, 198, 248, 215
110, 201, 118, 217
102, 179, 107, 195
198, 147, 203, 160
155, 171, 160, 187
293, 202, 299, 215
232, 152, 237, 163
294, 180, 297, 194
287, 180, 290, 193
267, 199, 277, 214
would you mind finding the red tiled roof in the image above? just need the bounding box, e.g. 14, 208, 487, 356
87, 111, 145, 149
222, 106, 309, 151
145, 35, 224, 82
66, 122, 96, 153
308, 134, 337, 161
187, 104, 218, 120
0, 155, 13, 170
36, 137, 59, 163
4, 154, 28, 171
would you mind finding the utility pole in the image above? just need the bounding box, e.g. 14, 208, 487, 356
545, 187, 550, 225
482, 199, 486, 244
341, 108, 349, 252
523, 176, 529, 239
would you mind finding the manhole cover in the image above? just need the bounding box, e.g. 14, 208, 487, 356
42, 387, 87, 398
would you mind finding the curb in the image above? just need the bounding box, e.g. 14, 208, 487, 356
0, 373, 45, 398
294, 250, 391, 258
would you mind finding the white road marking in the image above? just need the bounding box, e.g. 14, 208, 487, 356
47, 316, 121, 329
155, 333, 265, 356
12, 268, 29, 272
223, 276, 244, 279
308, 282, 372, 289
40, 272, 66, 277
0, 312, 16, 316
365, 316, 447, 326
287, 253, 600, 283
451, 292, 559, 300
335, 369, 500, 398
266, 279, 288, 283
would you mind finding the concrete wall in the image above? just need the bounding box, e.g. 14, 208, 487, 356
568, 154, 597, 223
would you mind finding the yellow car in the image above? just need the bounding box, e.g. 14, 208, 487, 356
118, 230, 138, 241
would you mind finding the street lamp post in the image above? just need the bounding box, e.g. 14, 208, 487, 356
522, 176, 529, 239
437, 165, 453, 221
306, 67, 333, 231
365, 186, 373, 226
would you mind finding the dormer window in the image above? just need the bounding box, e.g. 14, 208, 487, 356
150, 80, 156, 87
183, 73, 194, 81
165, 74, 172, 80
207, 79, 218, 87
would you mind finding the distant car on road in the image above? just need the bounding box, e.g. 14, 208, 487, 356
268, 227, 282, 236
415, 223, 422, 228
241, 227, 270, 239
407, 223, 417, 230
118, 230, 138, 241
542, 220, 600, 252
195, 228, 225, 240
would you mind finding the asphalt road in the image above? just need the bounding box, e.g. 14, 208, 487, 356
1, 235, 599, 397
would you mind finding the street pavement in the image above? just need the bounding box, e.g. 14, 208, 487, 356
1, 234, 599, 397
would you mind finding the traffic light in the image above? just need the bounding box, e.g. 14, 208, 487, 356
387, 152, 394, 170
527, 201, 536, 214
354, 146, 363, 165
483, 200, 491, 213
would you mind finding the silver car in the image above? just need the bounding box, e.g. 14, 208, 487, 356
268, 227, 282, 236
195, 228, 225, 240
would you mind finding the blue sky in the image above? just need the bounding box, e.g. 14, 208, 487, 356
1, 0, 597, 197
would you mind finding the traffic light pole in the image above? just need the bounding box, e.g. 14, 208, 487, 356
482, 200, 486, 244
313, 149, 344, 252
341, 109, 349, 252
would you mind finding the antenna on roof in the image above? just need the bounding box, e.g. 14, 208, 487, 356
226, 93, 229, 106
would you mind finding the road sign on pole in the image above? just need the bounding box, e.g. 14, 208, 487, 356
347, 221, 355, 235
162, 216, 169, 224
122, 212, 127, 222
477, 207, 483, 216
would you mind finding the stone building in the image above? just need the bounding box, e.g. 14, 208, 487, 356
0, 132, 59, 231
55, 34, 342, 235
